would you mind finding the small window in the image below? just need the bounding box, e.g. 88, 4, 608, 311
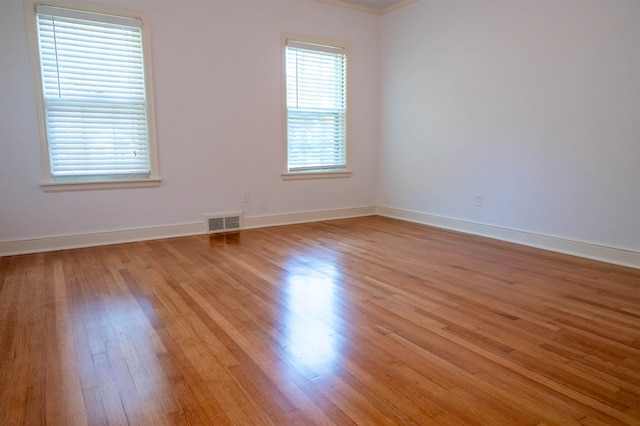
284, 39, 350, 178
28, 2, 159, 190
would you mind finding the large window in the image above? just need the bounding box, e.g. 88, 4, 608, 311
28, 2, 159, 190
284, 39, 349, 178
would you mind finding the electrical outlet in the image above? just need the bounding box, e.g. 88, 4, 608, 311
475, 194, 484, 207
242, 190, 249, 203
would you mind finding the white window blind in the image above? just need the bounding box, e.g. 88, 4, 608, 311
36, 5, 151, 181
286, 40, 347, 172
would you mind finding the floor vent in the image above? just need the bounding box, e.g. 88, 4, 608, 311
205, 212, 243, 234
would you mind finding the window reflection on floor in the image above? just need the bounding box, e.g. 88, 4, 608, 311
283, 253, 343, 373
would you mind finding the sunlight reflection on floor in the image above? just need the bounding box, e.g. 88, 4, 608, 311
282, 253, 344, 373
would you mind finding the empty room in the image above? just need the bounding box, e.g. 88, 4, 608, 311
1, 0, 639, 424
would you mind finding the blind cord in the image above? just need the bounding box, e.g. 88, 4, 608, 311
51, 17, 62, 98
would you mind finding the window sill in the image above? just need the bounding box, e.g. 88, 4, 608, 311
41, 178, 162, 192
281, 170, 352, 181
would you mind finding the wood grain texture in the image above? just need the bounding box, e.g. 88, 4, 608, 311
1, 216, 639, 425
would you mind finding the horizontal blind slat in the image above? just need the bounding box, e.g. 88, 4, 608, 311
36, 4, 141, 27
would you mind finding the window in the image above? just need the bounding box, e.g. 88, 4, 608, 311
28, 2, 159, 190
284, 38, 350, 178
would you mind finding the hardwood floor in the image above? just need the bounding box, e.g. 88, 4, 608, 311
1, 216, 639, 425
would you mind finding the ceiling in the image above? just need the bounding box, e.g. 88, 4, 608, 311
314, 0, 415, 14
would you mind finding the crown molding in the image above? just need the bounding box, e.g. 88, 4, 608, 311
380, 0, 416, 15
310, 0, 416, 15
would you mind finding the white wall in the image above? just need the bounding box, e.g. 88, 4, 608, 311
2, 0, 639, 265
379, 0, 640, 254
0, 0, 379, 243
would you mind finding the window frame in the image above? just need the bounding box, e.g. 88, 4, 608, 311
25, 0, 160, 192
281, 34, 352, 180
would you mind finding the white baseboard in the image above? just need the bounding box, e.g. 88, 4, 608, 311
0, 206, 377, 257
377, 206, 640, 270
3, 205, 637, 270
243, 205, 377, 229
0, 222, 205, 257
